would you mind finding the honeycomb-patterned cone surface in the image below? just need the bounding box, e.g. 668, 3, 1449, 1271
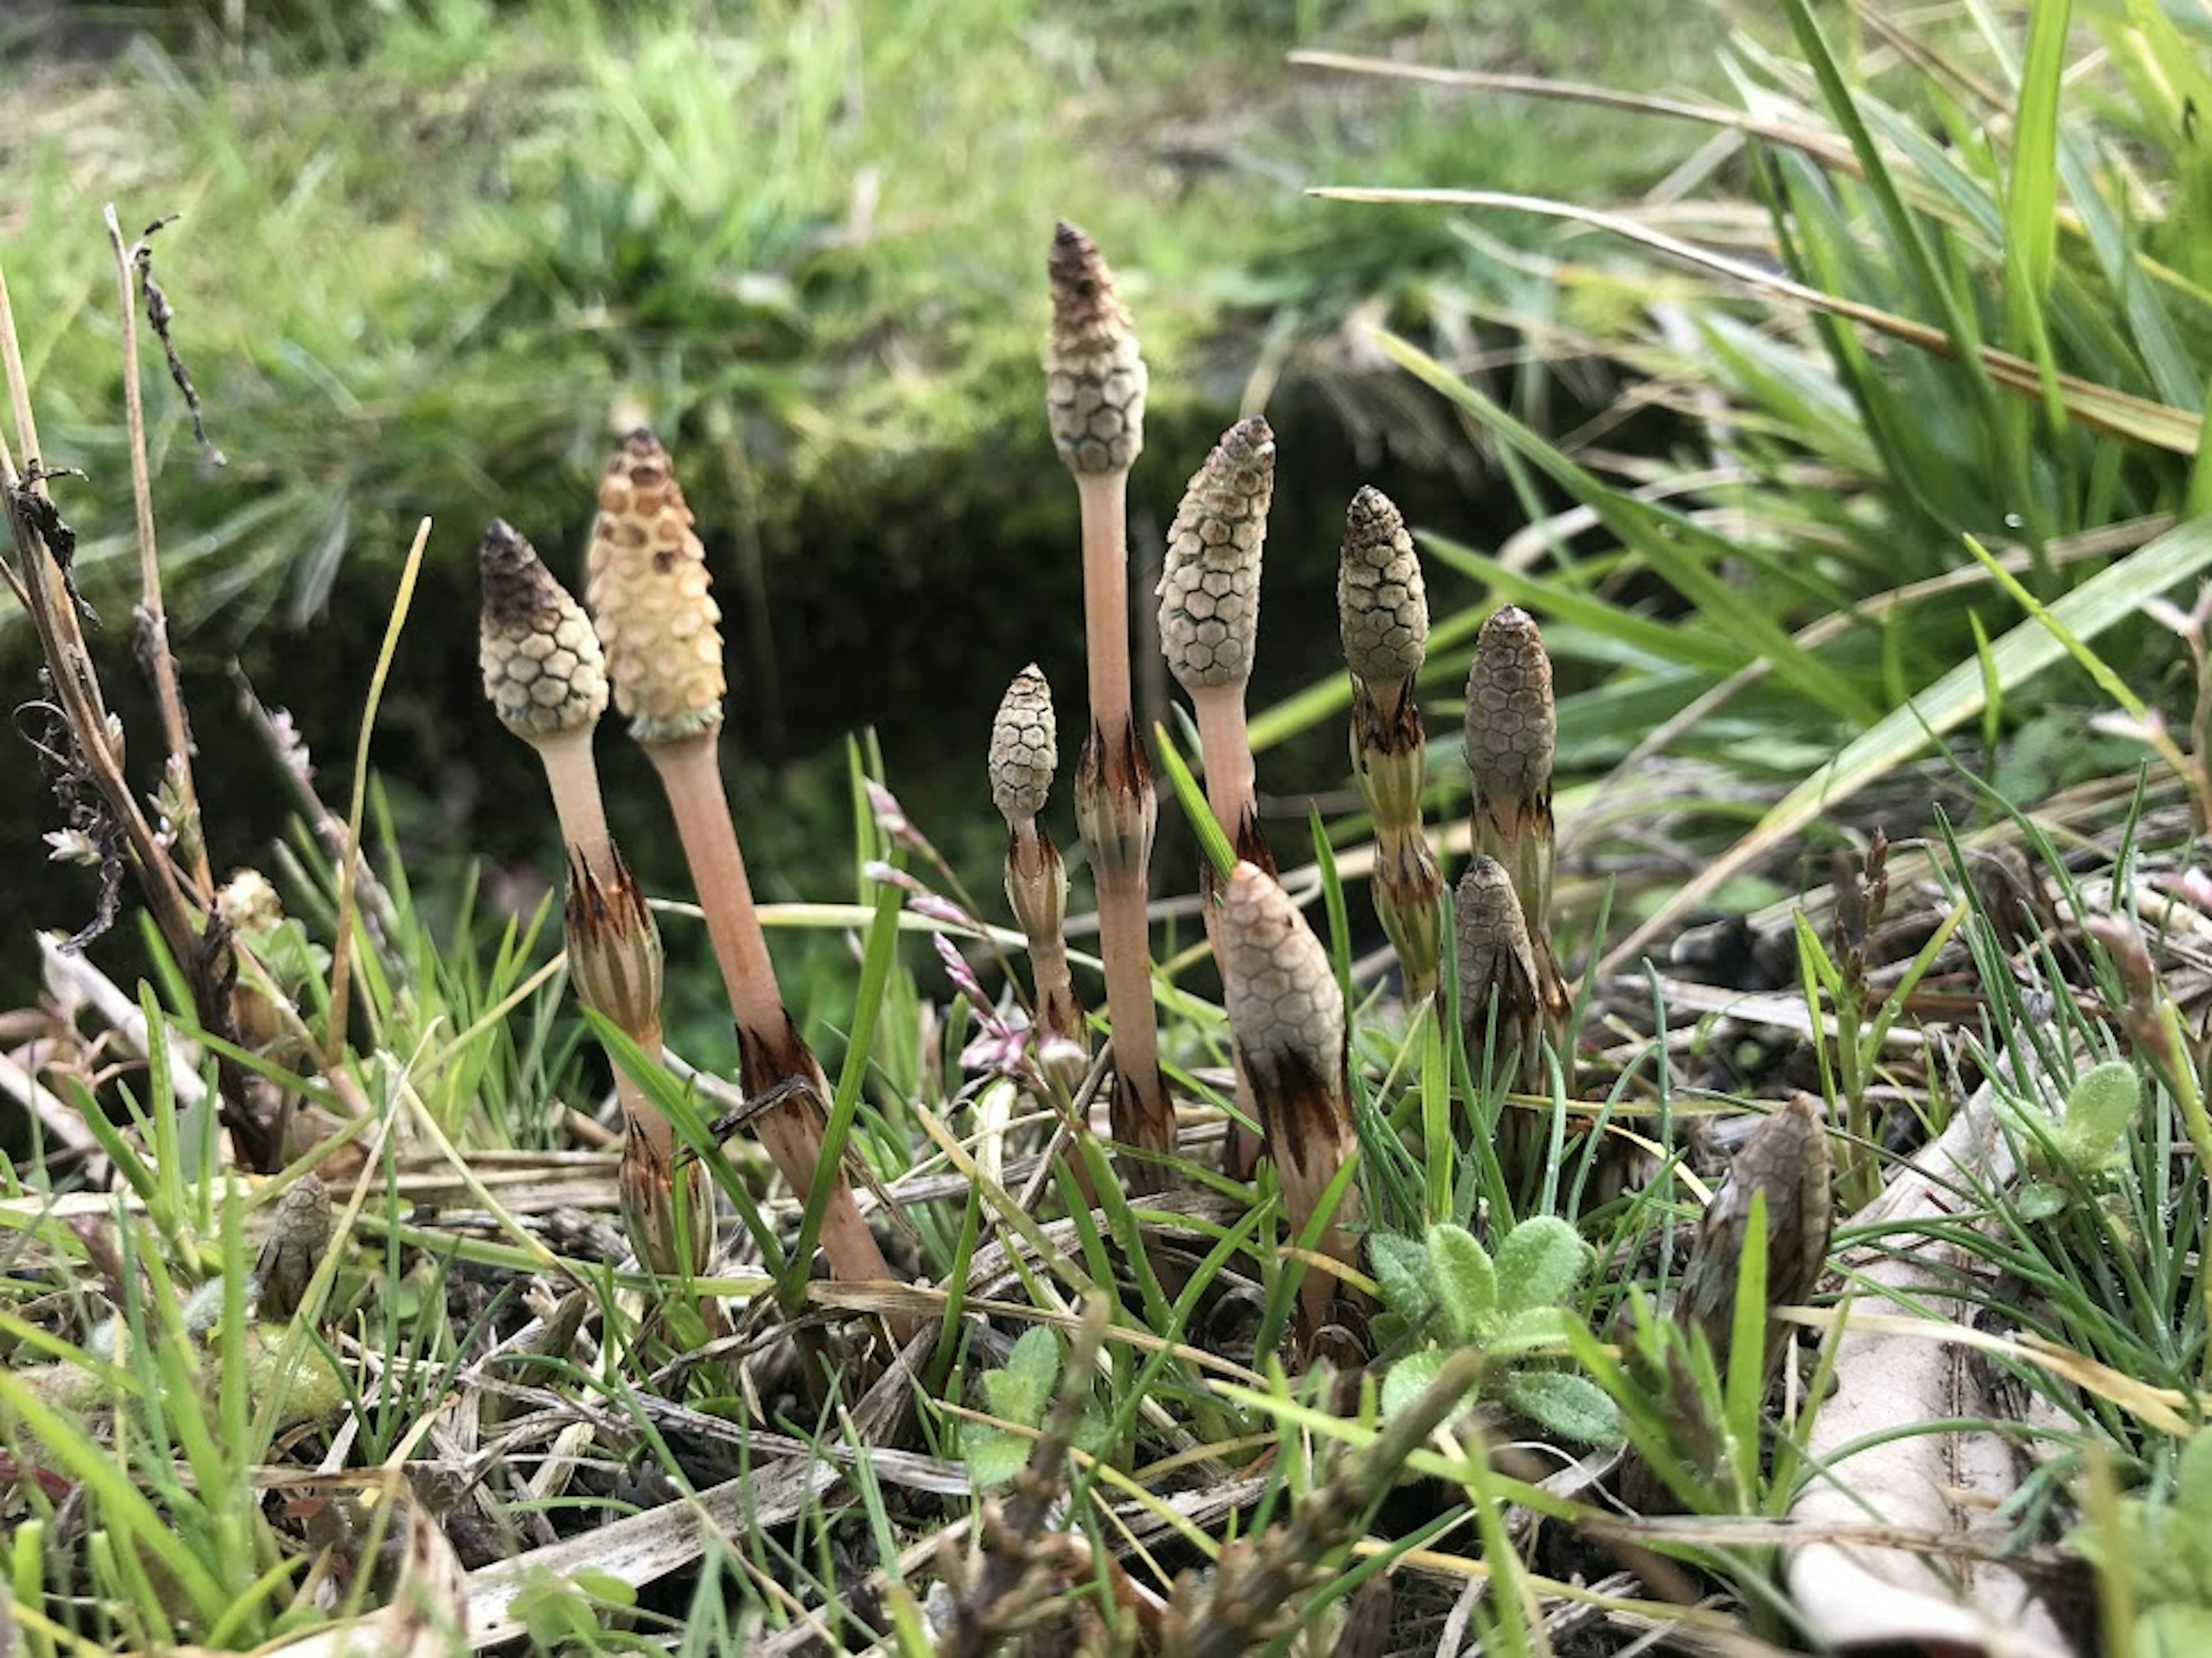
989, 663, 1058, 824
1219, 860, 1343, 1091
1338, 485, 1428, 686
1455, 857, 1538, 1018
585, 431, 725, 743
1464, 605, 1555, 806
1045, 221, 1147, 475
479, 519, 609, 738
1681, 1092, 1833, 1351
1157, 416, 1273, 693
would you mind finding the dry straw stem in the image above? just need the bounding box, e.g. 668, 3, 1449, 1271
0, 255, 278, 1168
585, 430, 899, 1319
1047, 221, 1172, 1178
989, 665, 1086, 1077
1677, 1091, 1833, 1378
1218, 862, 1363, 1341
104, 205, 207, 900
1339, 485, 1441, 997
1158, 415, 1277, 869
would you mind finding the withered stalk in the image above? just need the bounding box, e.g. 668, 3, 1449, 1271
1048, 221, 1174, 1183
104, 206, 208, 900
1, 257, 273, 1168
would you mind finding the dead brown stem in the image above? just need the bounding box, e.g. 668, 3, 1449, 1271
104, 204, 207, 901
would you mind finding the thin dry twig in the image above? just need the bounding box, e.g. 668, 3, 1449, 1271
105, 204, 210, 898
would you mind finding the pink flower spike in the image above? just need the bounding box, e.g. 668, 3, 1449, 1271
909, 893, 974, 929
864, 777, 929, 852
862, 859, 926, 894
932, 930, 990, 1008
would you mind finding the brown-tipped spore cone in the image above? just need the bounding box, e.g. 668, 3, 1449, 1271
1338, 486, 1428, 689
1464, 605, 1555, 807
1679, 1092, 1834, 1373
585, 431, 725, 743
1455, 858, 1540, 1056
1219, 862, 1360, 1336
1218, 862, 1349, 1167
1157, 416, 1274, 693
988, 664, 1058, 825
479, 519, 609, 738
1044, 221, 1147, 475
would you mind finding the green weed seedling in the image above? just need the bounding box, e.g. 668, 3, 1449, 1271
2015, 1058, 2144, 1223
1371, 1216, 1618, 1445
2078, 1429, 2212, 1656
959, 1325, 1111, 1489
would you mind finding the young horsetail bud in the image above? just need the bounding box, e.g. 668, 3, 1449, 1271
1339, 486, 1440, 998
1677, 1093, 1832, 1379
479, 519, 609, 740
478, 519, 612, 870
1455, 857, 1544, 1094
989, 663, 1058, 825
1338, 485, 1428, 703
1218, 862, 1363, 1343
989, 666, 1086, 1082
1157, 416, 1277, 885
586, 430, 725, 744
1158, 416, 1273, 696
1464, 605, 1556, 924
1048, 221, 1171, 1185
581, 431, 903, 1334
1045, 221, 1147, 476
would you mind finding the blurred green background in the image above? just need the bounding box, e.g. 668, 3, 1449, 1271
1, 0, 1722, 1022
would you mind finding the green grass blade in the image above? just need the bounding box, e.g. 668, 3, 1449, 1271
1370, 329, 1877, 725
1605, 511, 2212, 970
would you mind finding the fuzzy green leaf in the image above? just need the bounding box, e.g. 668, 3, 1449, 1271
1370, 1231, 1438, 1325
1492, 1215, 1594, 1316
962, 1425, 1032, 1490
1490, 1304, 1575, 1358
2054, 1061, 2142, 1172
1500, 1370, 1621, 1447
1380, 1347, 1453, 1419
1427, 1223, 1499, 1342
982, 1326, 1062, 1427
